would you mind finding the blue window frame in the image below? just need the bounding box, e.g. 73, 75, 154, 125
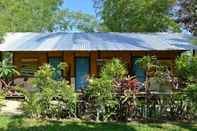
75, 57, 90, 91
132, 57, 145, 82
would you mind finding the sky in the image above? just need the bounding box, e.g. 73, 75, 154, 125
63, 0, 96, 15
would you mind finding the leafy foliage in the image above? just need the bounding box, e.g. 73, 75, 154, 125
86, 78, 117, 121
177, 0, 197, 36
176, 54, 197, 84
136, 56, 158, 91
0, 60, 19, 90
100, 59, 127, 80
21, 64, 77, 119
184, 83, 197, 115
0, 60, 19, 81
65, 11, 102, 32
85, 59, 128, 121
115, 77, 141, 121
94, 0, 180, 32
136, 56, 158, 73
0, 0, 65, 33
0, 0, 101, 40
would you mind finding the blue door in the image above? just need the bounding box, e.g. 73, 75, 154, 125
132, 57, 145, 82
48, 57, 63, 80
75, 57, 90, 90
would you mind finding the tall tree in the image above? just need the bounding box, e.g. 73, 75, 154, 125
94, 0, 180, 32
0, 0, 102, 40
0, 0, 66, 33
177, 0, 197, 36
63, 10, 102, 32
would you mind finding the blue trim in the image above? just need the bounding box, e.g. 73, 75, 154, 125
132, 57, 145, 82
75, 57, 90, 91
48, 56, 63, 80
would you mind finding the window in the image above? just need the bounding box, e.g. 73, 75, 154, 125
96, 58, 106, 76
20, 58, 38, 77
48, 57, 63, 80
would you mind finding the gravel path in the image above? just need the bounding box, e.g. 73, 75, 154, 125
0, 100, 23, 116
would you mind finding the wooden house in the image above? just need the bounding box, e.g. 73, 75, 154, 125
0, 32, 196, 90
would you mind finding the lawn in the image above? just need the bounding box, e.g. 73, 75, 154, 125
0, 116, 196, 131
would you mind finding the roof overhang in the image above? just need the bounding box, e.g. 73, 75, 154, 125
0, 32, 196, 52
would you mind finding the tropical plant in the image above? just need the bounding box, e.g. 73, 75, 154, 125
100, 58, 127, 80
0, 60, 19, 89
115, 76, 141, 121
175, 54, 197, 119
21, 63, 77, 119
176, 54, 197, 85
0, 60, 19, 81
86, 77, 117, 121
136, 56, 158, 91
182, 83, 197, 119
85, 59, 128, 121
53, 80, 77, 118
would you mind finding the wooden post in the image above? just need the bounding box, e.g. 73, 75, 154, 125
90, 51, 97, 76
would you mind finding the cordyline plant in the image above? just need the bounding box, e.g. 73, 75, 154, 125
115, 76, 141, 121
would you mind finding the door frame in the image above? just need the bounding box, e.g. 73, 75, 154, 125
131, 56, 146, 81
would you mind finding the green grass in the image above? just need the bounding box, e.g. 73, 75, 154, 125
0, 116, 196, 131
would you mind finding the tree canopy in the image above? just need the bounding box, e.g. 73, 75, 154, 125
94, 0, 180, 32
64, 11, 101, 32
0, 0, 65, 33
177, 0, 197, 36
0, 0, 100, 39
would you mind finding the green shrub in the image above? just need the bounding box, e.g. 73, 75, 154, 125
101, 58, 127, 80
0, 60, 19, 89
22, 64, 77, 119
22, 91, 42, 118
184, 83, 197, 117
176, 55, 197, 83
85, 59, 127, 121
86, 77, 117, 121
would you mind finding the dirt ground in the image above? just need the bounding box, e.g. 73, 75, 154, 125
0, 100, 23, 116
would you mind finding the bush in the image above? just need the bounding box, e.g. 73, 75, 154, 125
115, 76, 141, 121
175, 55, 197, 119
176, 55, 197, 84
22, 64, 77, 119
100, 58, 127, 80
86, 77, 117, 121
85, 59, 127, 121
0, 60, 19, 89
183, 83, 197, 118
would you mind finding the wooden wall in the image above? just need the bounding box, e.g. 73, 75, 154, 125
13, 51, 181, 79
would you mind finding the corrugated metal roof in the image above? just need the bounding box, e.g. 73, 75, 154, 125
0, 32, 196, 51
